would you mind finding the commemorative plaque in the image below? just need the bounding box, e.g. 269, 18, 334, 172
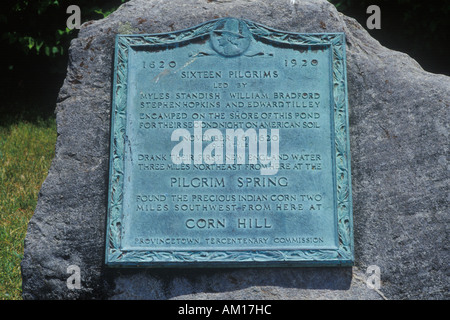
105, 18, 353, 267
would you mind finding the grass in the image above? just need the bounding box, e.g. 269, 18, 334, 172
0, 115, 57, 300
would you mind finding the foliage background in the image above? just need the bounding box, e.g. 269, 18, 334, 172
330, 0, 449, 76
0, 0, 127, 121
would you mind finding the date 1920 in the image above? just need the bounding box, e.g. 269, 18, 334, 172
284, 59, 318, 67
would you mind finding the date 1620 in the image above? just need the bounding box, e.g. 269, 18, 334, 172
143, 60, 177, 69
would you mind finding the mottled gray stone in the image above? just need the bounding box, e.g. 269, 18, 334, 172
21, 0, 449, 300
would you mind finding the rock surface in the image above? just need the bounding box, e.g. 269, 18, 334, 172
21, 0, 449, 300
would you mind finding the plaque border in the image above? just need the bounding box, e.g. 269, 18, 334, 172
105, 18, 353, 267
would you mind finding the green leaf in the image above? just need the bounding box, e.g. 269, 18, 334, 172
35, 40, 44, 53
27, 37, 34, 50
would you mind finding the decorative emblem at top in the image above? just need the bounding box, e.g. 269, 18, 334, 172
210, 18, 252, 57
